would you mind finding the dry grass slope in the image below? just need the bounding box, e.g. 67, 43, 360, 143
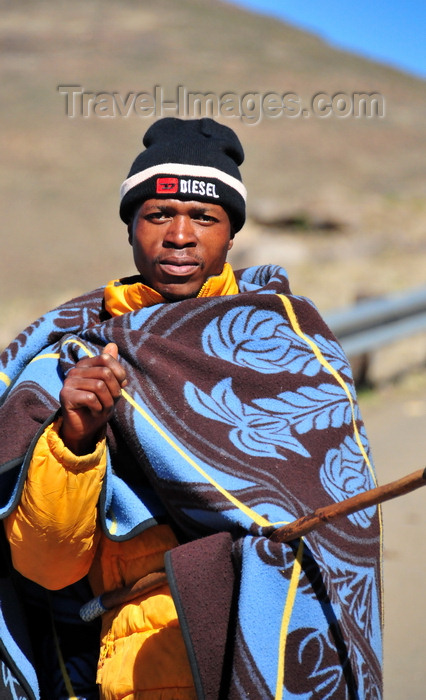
1, 0, 426, 348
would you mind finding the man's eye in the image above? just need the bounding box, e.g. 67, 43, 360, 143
196, 214, 217, 223
146, 212, 168, 221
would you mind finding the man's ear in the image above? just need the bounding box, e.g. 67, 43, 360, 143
227, 237, 234, 251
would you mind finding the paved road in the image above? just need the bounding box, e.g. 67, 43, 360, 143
359, 376, 426, 700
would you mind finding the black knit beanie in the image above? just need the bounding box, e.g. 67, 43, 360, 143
119, 117, 246, 232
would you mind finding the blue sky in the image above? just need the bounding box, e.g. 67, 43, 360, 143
230, 0, 426, 79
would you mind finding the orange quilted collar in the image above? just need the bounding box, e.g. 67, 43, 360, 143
104, 262, 239, 317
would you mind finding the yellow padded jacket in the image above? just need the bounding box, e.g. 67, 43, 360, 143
5, 420, 196, 700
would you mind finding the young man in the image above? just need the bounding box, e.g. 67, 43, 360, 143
0, 118, 383, 699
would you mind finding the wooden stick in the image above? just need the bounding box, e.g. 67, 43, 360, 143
80, 569, 167, 622
269, 466, 426, 543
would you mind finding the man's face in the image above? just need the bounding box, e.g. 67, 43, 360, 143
128, 198, 234, 301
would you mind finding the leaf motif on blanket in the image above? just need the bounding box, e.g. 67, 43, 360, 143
201, 306, 353, 380
311, 333, 353, 379
320, 434, 376, 528
0, 660, 29, 700
283, 621, 381, 700
184, 377, 310, 460
336, 568, 378, 644
202, 306, 314, 375
254, 382, 358, 435
284, 627, 349, 699
316, 543, 382, 661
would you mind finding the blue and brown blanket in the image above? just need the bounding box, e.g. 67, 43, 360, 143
0, 265, 382, 699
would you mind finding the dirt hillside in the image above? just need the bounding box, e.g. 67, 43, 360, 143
1, 0, 425, 348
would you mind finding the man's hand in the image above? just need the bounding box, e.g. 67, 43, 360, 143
59, 343, 127, 455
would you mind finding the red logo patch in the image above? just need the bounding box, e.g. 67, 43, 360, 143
156, 177, 179, 194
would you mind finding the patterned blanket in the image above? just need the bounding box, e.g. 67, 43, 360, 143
0, 265, 382, 699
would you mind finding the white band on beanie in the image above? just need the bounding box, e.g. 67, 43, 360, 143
120, 162, 247, 202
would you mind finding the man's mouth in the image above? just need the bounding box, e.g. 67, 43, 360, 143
157, 256, 200, 277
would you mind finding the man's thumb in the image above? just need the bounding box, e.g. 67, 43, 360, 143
103, 342, 118, 359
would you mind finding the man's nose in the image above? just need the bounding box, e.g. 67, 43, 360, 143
163, 215, 196, 247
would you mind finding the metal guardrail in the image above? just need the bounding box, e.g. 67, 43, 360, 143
324, 286, 426, 359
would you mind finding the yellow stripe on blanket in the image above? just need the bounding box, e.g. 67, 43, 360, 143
278, 294, 385, 623
278, 294, 376, 485
30, 353, 60, 362
275, 538, 304, 700
0, 372, 11, 388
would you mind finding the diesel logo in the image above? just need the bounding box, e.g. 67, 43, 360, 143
180, 179, 219, 198
155, 177, 219, 198
156, 177, 179, 194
